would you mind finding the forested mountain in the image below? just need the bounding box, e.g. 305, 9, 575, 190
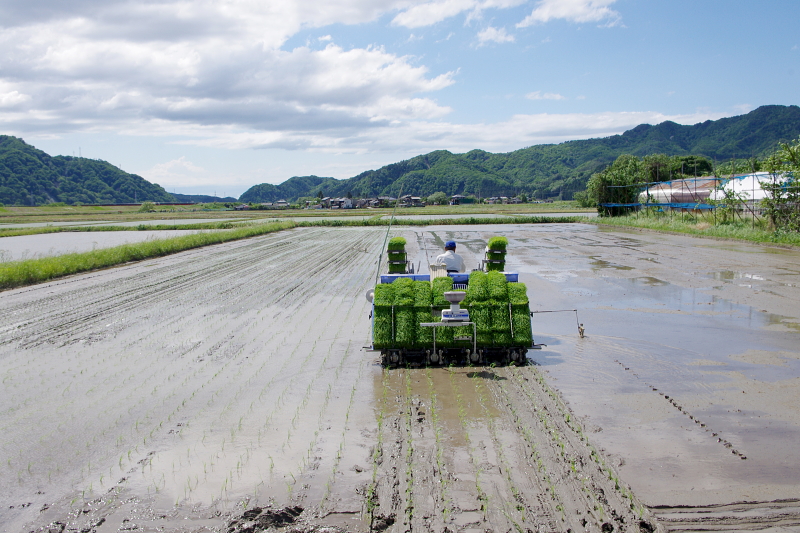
240, 105, 800, 202
172, 193, 238, 203
238, 175, 340, 203
0, 136, 174, 205
3, 105, 798, 206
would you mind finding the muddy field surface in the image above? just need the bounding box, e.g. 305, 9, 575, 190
2, 224, 799, 533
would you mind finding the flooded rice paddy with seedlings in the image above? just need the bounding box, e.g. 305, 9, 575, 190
2, 224, 800, 532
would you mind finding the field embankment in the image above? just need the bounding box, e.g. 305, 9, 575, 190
591, 214, 800, 247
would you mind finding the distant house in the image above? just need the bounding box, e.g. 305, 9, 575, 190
399, 195, 424, 207
275, 199, 290, 208
326, 197, 352, 209
450, 194, 466, 205
235, 204, 250, 210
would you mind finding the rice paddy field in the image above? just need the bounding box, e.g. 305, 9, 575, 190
2, 223, 800, 532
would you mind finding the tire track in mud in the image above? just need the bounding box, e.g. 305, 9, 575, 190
650, 499, 800, 531
366, 364, 660, 533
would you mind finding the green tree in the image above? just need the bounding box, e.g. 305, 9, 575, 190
586, 154, 644, 216
761, 137, 800, 231
427, 191, 448, 205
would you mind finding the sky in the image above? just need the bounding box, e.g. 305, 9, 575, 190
1, 0, 798, 198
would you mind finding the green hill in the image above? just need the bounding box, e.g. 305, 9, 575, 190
3, 105, 798, 206
172, 193, 238, 203
238, 175, 340, 204
240, 105, 800, 202
0, 136, 174, 205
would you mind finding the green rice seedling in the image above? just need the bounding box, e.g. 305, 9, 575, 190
428, 314, 453, 347
487, 236, 508, 251
385, 277, 417, 347
392, 277, 415, 305
431, 276, 454, 306
467, 271, 488, 302
486, 261, 504, 271
374, 283, 395, 305
373, 285, 395, 348
414, 281, 434, 345
469, 302, 492, 345
486, 271, 508, 301
507, 282, 528, 305
511, 304, 532, 345
413, 280, 432, 306
490, 303, 511, 332
388, 260, 407, 274
387, 236, 407, 251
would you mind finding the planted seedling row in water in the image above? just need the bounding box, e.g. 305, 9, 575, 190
470, 371, 531, 525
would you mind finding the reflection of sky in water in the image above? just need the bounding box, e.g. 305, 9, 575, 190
0, 230, 210, 261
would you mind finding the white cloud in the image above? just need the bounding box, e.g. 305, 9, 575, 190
0, 90, 31, 108
477, 26, 515, 45
318, 35, 332, 42
517, 0, 621, 28
145, 157, 212, 187
0, 13, 456, 135
391, 0, 526, 28
165, 110, 729, 156
526, 91, 565, 100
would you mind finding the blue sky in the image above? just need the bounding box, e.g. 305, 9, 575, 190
1, 0, 798, 197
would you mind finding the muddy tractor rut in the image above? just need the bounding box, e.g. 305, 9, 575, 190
2, 224, 800, 533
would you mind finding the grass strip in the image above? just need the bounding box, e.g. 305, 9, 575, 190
591, 215, 800, 247
0, 220, 295, 290
0, 220, 265, 238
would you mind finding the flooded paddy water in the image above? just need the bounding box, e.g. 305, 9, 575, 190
0, 230, 216, 261
1, 224, 799, 532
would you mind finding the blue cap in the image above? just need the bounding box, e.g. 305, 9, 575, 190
445, 240, 456, 249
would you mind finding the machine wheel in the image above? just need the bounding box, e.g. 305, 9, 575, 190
469, 349, 482, 365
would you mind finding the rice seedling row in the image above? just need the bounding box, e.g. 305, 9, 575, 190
0, 227, 386, 528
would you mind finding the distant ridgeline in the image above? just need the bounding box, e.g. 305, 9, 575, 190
239, 105, 800, 203
3, 105, 799, 206
0, 136, 174, 206
171, 193, 239, 204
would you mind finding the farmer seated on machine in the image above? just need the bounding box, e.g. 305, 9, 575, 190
435, 241, 466, 273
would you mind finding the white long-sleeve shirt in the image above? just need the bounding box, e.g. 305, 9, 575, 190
435, 250, 465, 272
